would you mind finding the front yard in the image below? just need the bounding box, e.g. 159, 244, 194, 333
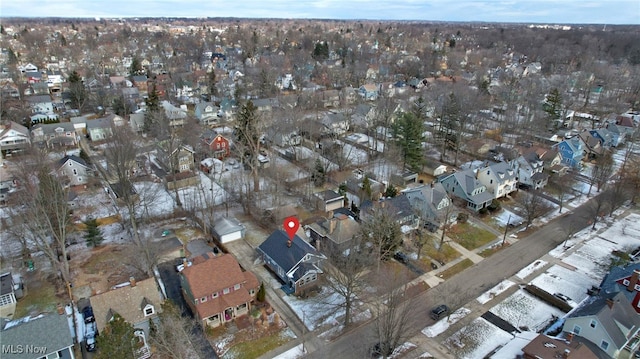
447, 223, 496, 250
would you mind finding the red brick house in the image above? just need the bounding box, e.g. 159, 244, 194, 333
203, 134, 230, 159
179, 253, 259, 328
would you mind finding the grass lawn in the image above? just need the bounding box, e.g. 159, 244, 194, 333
439, 259, 473, 280
448, 223, 496, 250
222, 329, 295, 359
479, 243, 510, 258
420, 243, 461, 265
15, 277, 58, 318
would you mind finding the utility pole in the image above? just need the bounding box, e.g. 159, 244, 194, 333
502, 214, 511, 247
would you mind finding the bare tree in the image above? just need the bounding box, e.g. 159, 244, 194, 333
10, 149, 73, 285
360, 206, 402, 272
590, 150, 614, 194
586, 191, 609, 230
549, 172, 576, 214
371, 272, 415, 358
519, 191, 552, 229
321, 237, 372, 328
148, 301, 206, 359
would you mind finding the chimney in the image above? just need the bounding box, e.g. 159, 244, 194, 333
627, 269, 640, 292
57, 303, 64, 315
329, 217, 337, 234
606, 297, 614, 309
563, 349, 571, 359
130, 276, 136, 287
287, 239, 292, 248
566, 332, 574, 343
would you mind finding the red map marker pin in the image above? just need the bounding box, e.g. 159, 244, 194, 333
283, 216, 300, 241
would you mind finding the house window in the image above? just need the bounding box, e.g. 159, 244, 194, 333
250, 289, 255, 296
573, 325, 581, 335
234, 284, 240, 290
195, 299, 199, 304
600, 340, 609, 351
311, 274, 317, 281
201, 296, 207, 303
590, 319, 597, 329
213, 292, 218, 298
73, 169, 77, 175
223, 288, 230, 294
0, 294, 15, 306
144, 305, 155, 316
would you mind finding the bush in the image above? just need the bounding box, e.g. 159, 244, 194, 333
456, 212, 469, 223
257, 282, 266, 302
488, 199, 501, 212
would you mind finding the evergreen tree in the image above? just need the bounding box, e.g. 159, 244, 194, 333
235, 101, 261, 192
312, 41, 329, 60
68, 70, 86, 111
83, 218, 104, 247
384, 184, 398, 198
95, 314, 136, 359
6, 47, 17, 65
129, 56, 143, 77
144, 84, 160, 133
439, 93, 461, 162
543, 88, 563, 130
79, 149, 91, 165
362, 176, 373, 202
257, 282, 266, 302
392, 112, 425, 172
208, 70, 217, 98
312, 158, 326, 186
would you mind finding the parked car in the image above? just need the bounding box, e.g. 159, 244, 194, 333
430, 304, 449, 320
393, 252, 409, 264
85, 320, 97, 352
176, 258, 192, 272
554, 293, 572, 303
82, 306, 94, 324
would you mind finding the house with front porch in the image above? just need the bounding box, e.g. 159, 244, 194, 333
476, 161, 518, 199
194, 102, 220, 126
403, 183, 452, 231
514, 152, 548, 190
180, 253, 259, 328
439, 169, 494, 212
0, 121, 31, 154
257, 230, 326, 296
306, 211, 361, 254
31, 122, 77, 148
603, 122, 626, 147
358, 83, 379, 101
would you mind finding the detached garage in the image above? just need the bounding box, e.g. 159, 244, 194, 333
211, 217, 246, 244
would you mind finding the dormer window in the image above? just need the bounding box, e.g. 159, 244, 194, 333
201, 296, 207, 303
143, 304, 155, 316
223, 288, 230, 294
234, 284, 240, 290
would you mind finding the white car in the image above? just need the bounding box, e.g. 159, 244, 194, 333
176, 260, 192, 272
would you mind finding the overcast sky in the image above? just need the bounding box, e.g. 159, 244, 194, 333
1, 0, 638, 24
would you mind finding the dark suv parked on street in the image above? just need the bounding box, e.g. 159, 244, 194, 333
430, 304, 449, 320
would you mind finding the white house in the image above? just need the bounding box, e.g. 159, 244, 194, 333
0, 121, 31, 153
57, 155, 92, 186
476, 161, 518, 199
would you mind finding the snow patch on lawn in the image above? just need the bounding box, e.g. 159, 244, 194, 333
421, 307, 471, 338
444, 317, 512, 359
476, 280, 516, 304
490, 290, 565, 332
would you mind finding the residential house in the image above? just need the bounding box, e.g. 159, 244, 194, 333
202, 132, 230, 159
615, 115, 637, 137
199, 157, 224, 174
534, 146, 566, 175
90, 277, 163, 339
0, 121, 31, 154
180, 253, 259, 328
265, 126, 301, 147
57, 155, 92, 187
603, 122, 626, 147
423, 159, 448, 177
476, 161, 518, 199
30, 112, 59, 124
315, 189, 345, 213
306, 212, 361, 254
1, 83, 20, 98
156, 143, 196, 173
18, 63, 38, 73
160, 100, 187, 127
25, 95, 53, 114
578, 130, 604, 159
358, 83, 379, 101
361, 194, 418, 229
351, 103, 376, 128
131, 75, 148, 93
25, 71, 43, 84
210, 217, 246, 244
563, 291, 640, 358
341, 86, 358, 105
0, 272, 22, 319
253, 98, 279, 113
403, 183, 452, 231
521, 334, 599, 359
1, 313, 75, 359
257, 230, 326, 295
515, 152, 548, 190
321, 89, 341, 108
589, 128, 614, 148
86, 115, 120, 142
555, 138, 584, 169
31, 122, 77, 148
129, 113, 145, 133
30, 82, 50, 96
321, 112, 350, 137
439, 169, 494, 211
109, 76, 127, 88
194, 102, 220, 126
597, 264, 640, 314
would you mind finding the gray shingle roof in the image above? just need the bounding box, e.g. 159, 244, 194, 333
1, 313, 73, 359
258, 230, 318, 273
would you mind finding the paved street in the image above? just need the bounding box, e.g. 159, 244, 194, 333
306, 196, 599, 358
